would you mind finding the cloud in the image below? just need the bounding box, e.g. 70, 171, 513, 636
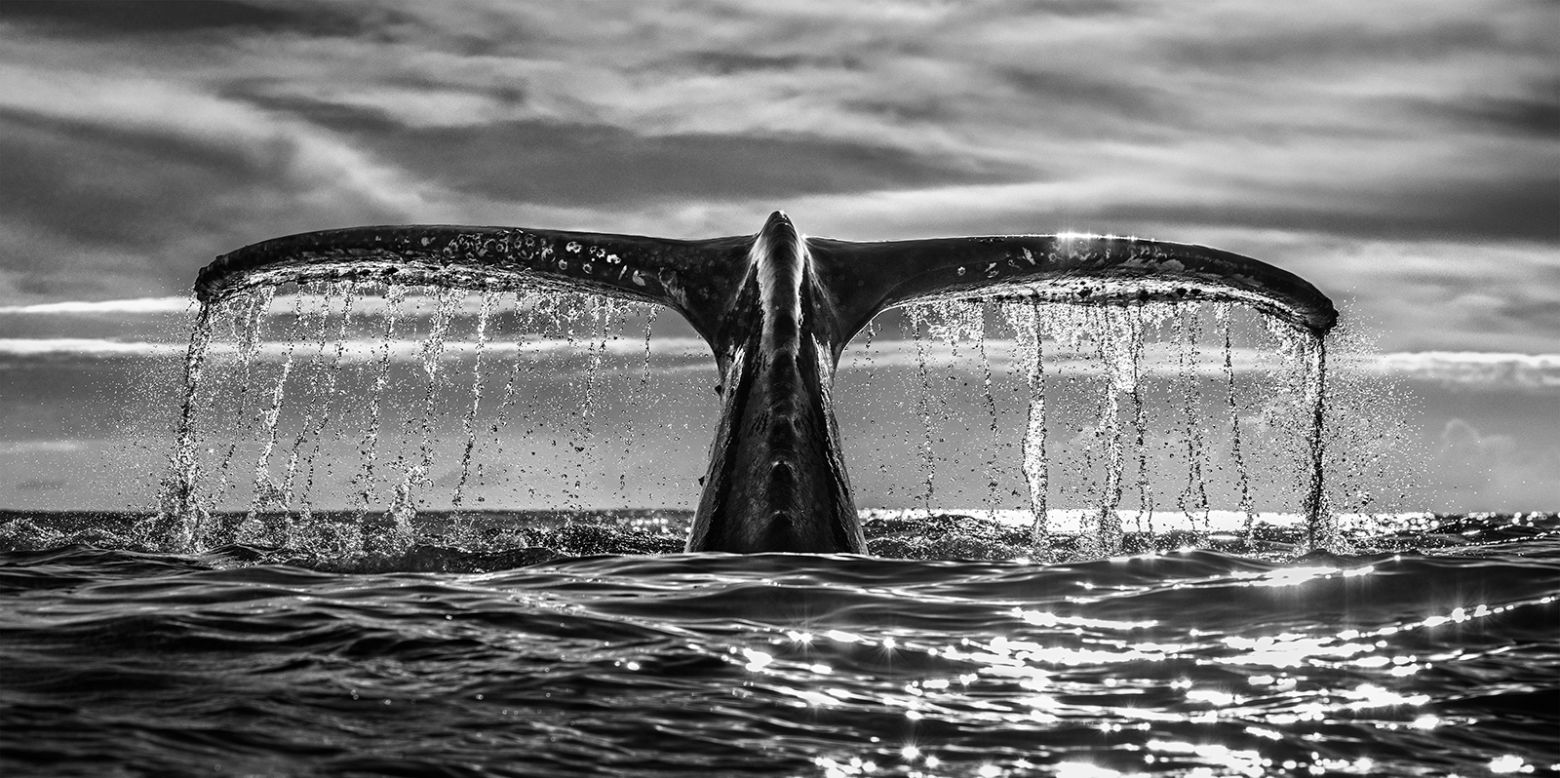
0, 0, 372, 36
842, 339, 1560, 395
0, 336, 712, 364
6, 320, 1553, 397
4, 0, 1555, 516
0, 338, 185, 358
1, 0, 1556, 352
0, 440, 87, 454
0, 61, 445, 300
1432, 417, 1560, 510
233, 96, 1037, 206
1422, 87, 1560, 140
1361, 352, 1560, 393
0, 297, 190, 314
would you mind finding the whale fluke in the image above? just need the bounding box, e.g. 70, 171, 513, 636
195, 213, 1337, 554
195, 225, 759, 347
809, 233, 1337, 339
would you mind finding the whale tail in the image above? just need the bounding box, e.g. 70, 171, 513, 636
195, 212, 1336, 554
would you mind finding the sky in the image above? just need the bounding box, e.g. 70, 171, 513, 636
0, 0, 1555, 513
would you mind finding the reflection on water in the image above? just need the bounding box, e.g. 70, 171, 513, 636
1, 512, 1556, 776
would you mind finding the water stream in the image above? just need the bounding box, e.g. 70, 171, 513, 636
152, 280, 1337, 562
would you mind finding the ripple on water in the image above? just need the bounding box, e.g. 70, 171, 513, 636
1, 512, 1557, 776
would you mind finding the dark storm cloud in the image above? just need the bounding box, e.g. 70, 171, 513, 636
0, 105, 412, 299
1082, 173, 1560, 243
1445, 95, 1560, 139
0, 0, 365, 37
0, 107, 264, 246
395, 123, 1036, 204
0, 0, 1555, 355
678, 51, 863, 75
1413, 80, 1560, 140
1162, 19, 1510, 70
996, 69, 1181, 126
237, 92, 1040, 205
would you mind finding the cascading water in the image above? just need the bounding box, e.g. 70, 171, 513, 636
144, 219, 1363, 561
857, 297, 1338, 560
1001, 299, 1049, 546
155, 282, 684, 555
153, 273, 1346, 561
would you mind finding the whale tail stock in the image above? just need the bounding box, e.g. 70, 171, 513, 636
195, 212, 1336, 554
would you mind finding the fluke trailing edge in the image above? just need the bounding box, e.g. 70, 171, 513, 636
195, 211, 1337, 554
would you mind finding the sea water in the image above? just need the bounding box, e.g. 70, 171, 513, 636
2, 511, 1556, 777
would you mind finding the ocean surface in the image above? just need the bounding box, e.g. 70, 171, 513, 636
2, 511, 1557, 777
